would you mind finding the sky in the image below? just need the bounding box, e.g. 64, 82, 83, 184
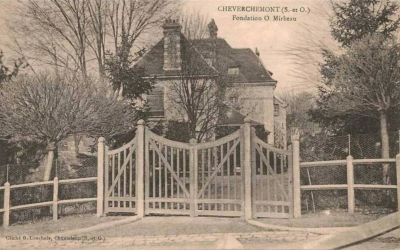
182, 0, 333, 93
0, 0, 334, 94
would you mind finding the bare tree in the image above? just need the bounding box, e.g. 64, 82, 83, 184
278, 91, 320, 136
8, 0, 90, 76
6, 0, 179, 77
0, 71, 138, 181
168, 44, 223, 142
108, 0, 177, 55
285, 1, 337, 91
180, 8, 209, 40
86, 0, 108, 78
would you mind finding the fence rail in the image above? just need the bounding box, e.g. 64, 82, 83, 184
298, 156, 400, 214
1, 176, 98, 227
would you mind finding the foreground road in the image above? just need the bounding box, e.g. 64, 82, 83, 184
1, 231, 319, 249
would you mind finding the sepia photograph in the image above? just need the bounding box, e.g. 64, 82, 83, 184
0, 0, 399, 249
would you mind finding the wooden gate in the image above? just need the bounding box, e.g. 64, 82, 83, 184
145, 129, 192, 215
251, 130, 293, 218
105, 136, 138, 213
196, 130, 244, 217
101, 119, 294, 219
144, 128, 244, 217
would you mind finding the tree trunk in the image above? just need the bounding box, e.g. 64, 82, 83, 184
380, 112, 390, 185
43, 142, 56, 181
73, 135, 82, 157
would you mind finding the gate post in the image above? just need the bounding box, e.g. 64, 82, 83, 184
396, 154, 400, 212
53, 177, 58, 221
136, 120, 145, 218
97, 137, 106, 217
244, 117, 252, 220
292, 131, 301, 218
3, 182, 10, 228
190, 138, 198, 217
347, 155, 355, 214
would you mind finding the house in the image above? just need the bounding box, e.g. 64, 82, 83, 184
135, 19, 286, 147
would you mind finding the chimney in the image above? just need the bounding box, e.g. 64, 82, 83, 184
255, 47, 260, 57
208, 19, 218, 39
163, 19, 182, 71
208, 19, 218, 66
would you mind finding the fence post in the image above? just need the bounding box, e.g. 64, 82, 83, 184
347, 155, 355, 214
103, 145, 109, 216
97, 137, 106, 217
288, 144, 294, 218
136, 120, 145, 218
53, 177, 58, 221
189, 138, 198, 217
396, 154, 400, 212
243, 117, 252, 220
3, 182, 10, 228
292, 130, 301, 218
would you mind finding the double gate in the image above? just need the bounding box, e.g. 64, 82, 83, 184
103, 120, 293, 218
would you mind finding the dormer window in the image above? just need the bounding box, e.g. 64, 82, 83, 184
228, 67, 239, 75
274, 104, 279, 116
230, 96, 238, 104
205, 58, 213, 66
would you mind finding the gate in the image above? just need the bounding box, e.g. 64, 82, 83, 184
251, 129, 293, 218
145, 129, 191, 215
101, 119, 294, 219
104, 136, 138, 213
196, 130, 243, 216
144, 128, 244, 216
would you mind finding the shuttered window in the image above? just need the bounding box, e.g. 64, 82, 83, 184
147, 87, 164, 117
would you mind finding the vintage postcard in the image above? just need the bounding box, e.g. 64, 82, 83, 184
0, 0, 399, 249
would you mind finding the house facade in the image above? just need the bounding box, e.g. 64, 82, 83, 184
135, 19, 286, 147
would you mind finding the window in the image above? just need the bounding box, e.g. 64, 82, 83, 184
228, 67, 239, 75
147, 87, 164, 117
274, 104, 279, 116
205, 58, 213, 66
229, 96, 238, 104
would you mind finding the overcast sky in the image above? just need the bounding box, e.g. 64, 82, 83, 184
0, 0, 334, 94
183, 0, 334, 94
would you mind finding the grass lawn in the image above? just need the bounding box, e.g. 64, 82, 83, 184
0, 214, 122, 236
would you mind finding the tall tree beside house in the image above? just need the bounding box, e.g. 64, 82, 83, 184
330, 0, 400, 48
310, 0, 400, 185
312, 0, 400, 133
104, 48, 154, 146
0, 71, 139, 181
315, 35, 400, 185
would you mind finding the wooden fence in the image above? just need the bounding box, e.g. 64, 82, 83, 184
1, 175, 101, 228
295, 145, 400, 216
2, 121, 400, 227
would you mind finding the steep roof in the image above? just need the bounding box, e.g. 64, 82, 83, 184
135, 34, 276, 85
134, 35, 218, 77
192, 38, 276, 84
